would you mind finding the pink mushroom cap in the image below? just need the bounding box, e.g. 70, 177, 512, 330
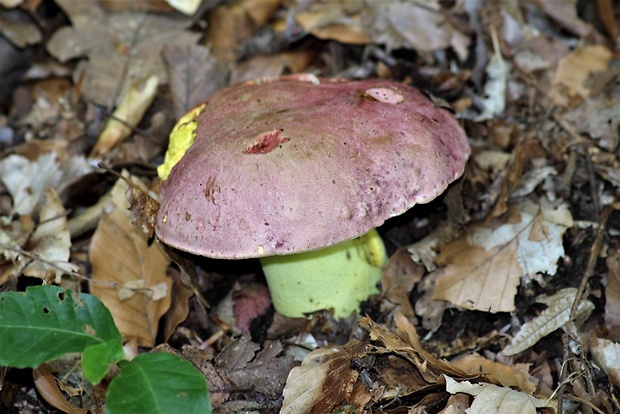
157, 76, 470, 259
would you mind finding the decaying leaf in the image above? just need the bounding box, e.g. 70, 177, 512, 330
89, 174, 172, 348
381, 248, 423, 317
444, 375, 555, 413
434, 198, 573, 313
0, 152, 91, 217
20, 189, 78, 282
502, 288, 594, 356
0, 189, 77, 285
215, 333, 294, 399
33, 364, 89, 414
589, 338, 620, 387
453, 354, 539, 395
281, 344, 368, 414
46, 0, 195, 107
550, 45, 612, 107
162, 41, 227, 119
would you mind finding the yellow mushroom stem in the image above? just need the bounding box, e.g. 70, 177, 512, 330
259, 228, 387, 318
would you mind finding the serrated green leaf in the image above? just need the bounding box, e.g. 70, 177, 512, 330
0, 285, 123, 369
105, 352, 211, 414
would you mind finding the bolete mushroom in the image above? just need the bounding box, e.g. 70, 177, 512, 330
156, 75, 469, 318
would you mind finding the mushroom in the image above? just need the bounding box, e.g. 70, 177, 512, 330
156, 75, 470, 318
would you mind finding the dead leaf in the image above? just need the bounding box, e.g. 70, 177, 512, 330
0, 12, 42, 47
205, 0, 280, 63
502, 288, 594, 356
215, 333, 294, 399
550, 45, 612, 107
161, 267, 193, 341
162, 41, 228, 120
46, 0, 194, 107
229, 51, 315, 85
589, 338, 620, 387
444, 375, 556, 413
89, 174, 172, 347
90, 75, 159, 158
604, 248, 620, 342
281, 343, 368, 414
21, 188, 77, 282
434, 199, 573, 313
0, 189, 77, 285
294, 0, 370, 45
381, 248, 423, 317
367, 1, 470, 60
0, 152, 91, 217
33, 364, 89, 414
453, 354, 539, 395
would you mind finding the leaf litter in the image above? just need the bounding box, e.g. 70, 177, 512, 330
0, 0, 619, 412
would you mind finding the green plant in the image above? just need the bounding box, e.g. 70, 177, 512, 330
0, 285, 212, 413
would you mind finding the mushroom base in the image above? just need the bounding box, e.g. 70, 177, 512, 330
259, 229, 387, 319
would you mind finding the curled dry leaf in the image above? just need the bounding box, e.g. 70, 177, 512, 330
434, 198, 573, 313
502, 288, 594, 356
33, 364, 89, 414
453, 354, 539, 395
89, 174, 172, 348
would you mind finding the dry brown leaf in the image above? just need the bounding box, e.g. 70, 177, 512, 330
434, 199, 573, 313
161, 267, 193, 341
281, 342, 369, 414
33, 364, 89, 414
563, 87, 620, 152
205, 0, 279, 63
381, 248, 423, 317
162, 41, 227, 120
90, 75, 159, 158
294, 0, 370, 45
367, 1, 470, 59
0, 13, 42, 47
230, 51, 315, 84
453, 354, 539, 395
550, 44, 612, 107
215, 333, 294, 399
46, 0, 194, 106
89, 174, 172, 347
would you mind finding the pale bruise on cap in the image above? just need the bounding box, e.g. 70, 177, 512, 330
157, 75, 470, 260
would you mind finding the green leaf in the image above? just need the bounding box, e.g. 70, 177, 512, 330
106, 352, 211, 414
83, 340, 125, 385
0, 285, 123, 369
